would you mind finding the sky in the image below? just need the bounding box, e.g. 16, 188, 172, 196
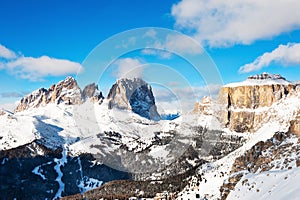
1, 0, 300, 112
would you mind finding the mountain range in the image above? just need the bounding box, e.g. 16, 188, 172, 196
1, 72, 300, 200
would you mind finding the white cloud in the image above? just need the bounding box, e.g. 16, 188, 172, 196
114, 58, 144, 79
161, 34, 202, 55
6, 56, 83, 81
141, 48, 172, 59
143, 29, 157, 39
0, 44, 83, 81
0, 44, 17, 59
116, 36, 136, 49
239, 43, 300, 73
172, 0, 300, 47
142, 33, 202, 58
153, 84, 221, 112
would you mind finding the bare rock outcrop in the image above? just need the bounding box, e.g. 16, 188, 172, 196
82, 83, 104, 104
289, 111, 300, 135
107, 78, 160, 120
218, 73, 295, 132
15, 77, 82, 112
0, 109, 6, 116
192, 96, 212, 115
220, 131, 300, 199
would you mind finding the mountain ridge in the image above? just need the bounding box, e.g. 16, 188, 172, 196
2, 72, 300, 199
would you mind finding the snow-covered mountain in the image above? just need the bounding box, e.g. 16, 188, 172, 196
218, 72, 297, 132
3, 76, 231, 198
15, 77, 83, 112
177, 73, 300, 200
1, 73, 300, 199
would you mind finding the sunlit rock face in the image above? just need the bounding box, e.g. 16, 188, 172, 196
82, 83, 104, 104
107, 78, 160, 120
15, 77, 82, 112
218, 73, 296, 132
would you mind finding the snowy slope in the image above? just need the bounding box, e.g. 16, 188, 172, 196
224, 72, 292, 87
68, 99, 218, 174
3, 74, 300, 199
0, 110, 38, 150
227, 168, 300, 200
224, 78, 291, 87
178, 91, 300, 199
4, 99, 206, 173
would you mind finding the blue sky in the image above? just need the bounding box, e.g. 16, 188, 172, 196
1, 0, 300, 111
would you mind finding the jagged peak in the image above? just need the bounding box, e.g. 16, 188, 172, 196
107, 78, 160, 120
116, 78, 150, 91
82, 83, 104, 103
108, 78, 150, 99
58, 76, 76, 83
15, 76, 82, 112
247, 72, 286, 80
117, 77, 144, 83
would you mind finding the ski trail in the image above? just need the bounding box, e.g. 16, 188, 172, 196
54, 144, 68, 199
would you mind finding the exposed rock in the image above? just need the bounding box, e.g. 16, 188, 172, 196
82, 83, 104, 104
107, 78, 160, 120
192, 96, 212, 115
220, 173, 243, 200
15, 77, 82, 112
247, 72, 286, 80
289, 111, 300, 136
0, 109, 6, 116
220, 131, 300, 199
218, 73, 295, 132
62, 168, 196, 200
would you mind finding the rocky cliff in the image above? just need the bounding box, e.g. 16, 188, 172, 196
15, 77, 82, 112
218, 73, 296, 132
15, 76, 160, 120
107, 78, 160, 120
192, 96, 213, 115
82, 83, 104, 104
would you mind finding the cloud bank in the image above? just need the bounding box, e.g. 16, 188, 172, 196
153, 84, 221, 113
239, 43, 300, 73
0, 44, 83, 81
114, 58, 144, 79
172, 0, 300, 47
0, 92, 26, 98
0, 44, 17, 59
142, 29, 203, 59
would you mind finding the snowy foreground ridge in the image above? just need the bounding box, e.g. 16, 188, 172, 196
1, 73, 300, 199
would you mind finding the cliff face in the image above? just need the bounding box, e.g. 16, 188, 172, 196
15, 76, 159, 120
107, 78, 160, 120
82, 83, 104, 104
218, 73, 296, 132
15, 77, 82, 112
192, 96, 212, 115
289, 111, 300, 136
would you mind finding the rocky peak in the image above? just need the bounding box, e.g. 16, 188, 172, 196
107, 78, 160, 120
192, 96, 212, 115
15, 76, 82, 112
82, 83, 104, 104
218, 73, 296, 132
247, 72, 286, 80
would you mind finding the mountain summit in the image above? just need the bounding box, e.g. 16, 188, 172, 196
107, 78, 160, 120
14, 76, 160, 120
15, 76, 82, 112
